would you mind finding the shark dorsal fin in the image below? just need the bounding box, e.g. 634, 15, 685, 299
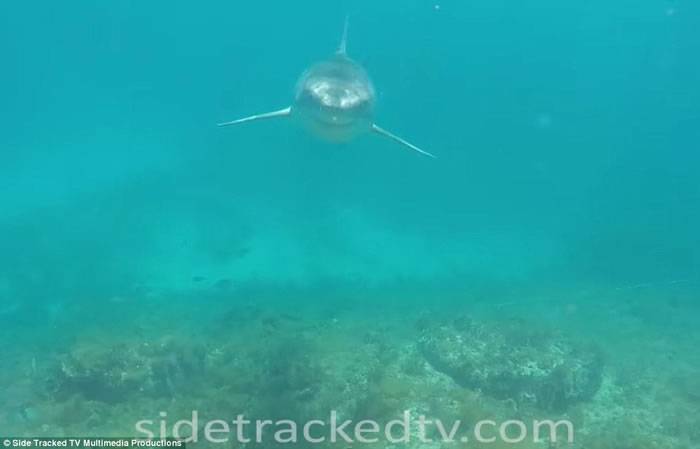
337, 15, 349, 55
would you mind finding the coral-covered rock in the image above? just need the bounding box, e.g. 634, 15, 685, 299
419, 316, 603, 411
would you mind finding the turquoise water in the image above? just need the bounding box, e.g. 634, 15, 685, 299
1, 1, 698, 448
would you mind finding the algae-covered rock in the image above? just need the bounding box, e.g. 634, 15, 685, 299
49, 336, 206, 403
419, 316, 603, 411
203, 316, 385, 426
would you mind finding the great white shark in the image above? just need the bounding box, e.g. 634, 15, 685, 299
218, 17, 435, 158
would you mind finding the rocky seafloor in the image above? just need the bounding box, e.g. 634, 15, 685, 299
1, 282, 699, 449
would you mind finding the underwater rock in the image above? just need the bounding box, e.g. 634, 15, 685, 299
221, 324, 382, 423
48, 337, 206, 403
419, 316, 604, 411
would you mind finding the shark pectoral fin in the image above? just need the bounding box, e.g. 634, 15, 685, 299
371, 124, 436, 158
217, 107, 292, 127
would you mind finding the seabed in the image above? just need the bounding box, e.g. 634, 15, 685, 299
2, 280, 698, 449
